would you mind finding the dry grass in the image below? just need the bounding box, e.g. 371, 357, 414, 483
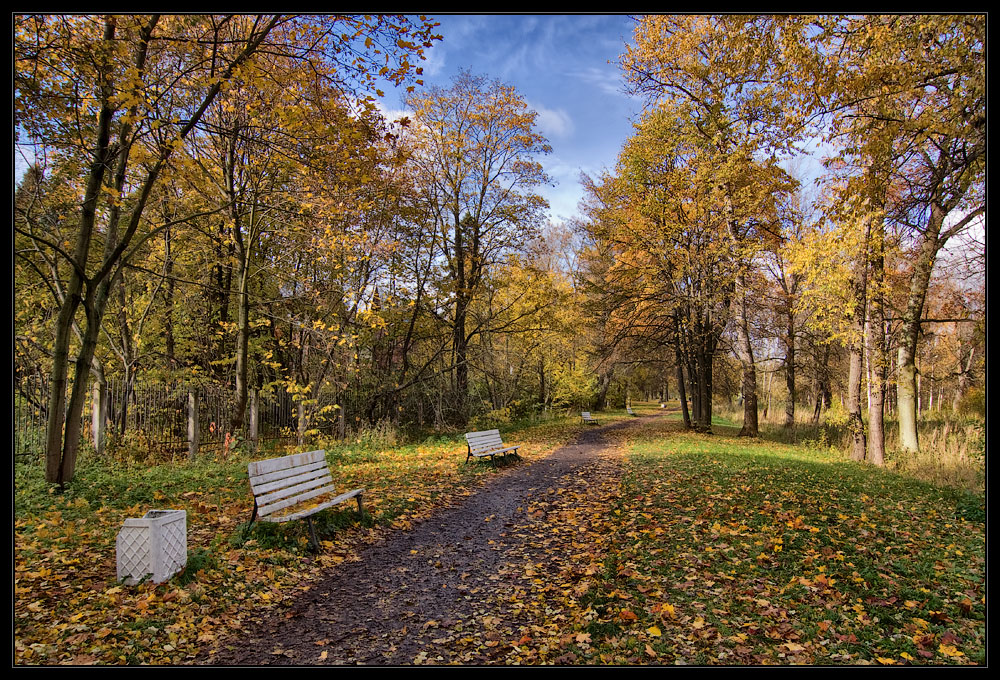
710, 401, 985, 493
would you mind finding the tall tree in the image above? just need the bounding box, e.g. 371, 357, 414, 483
405, 70, 551, 424
621, 15, 800, 436
790, 15, 985, 453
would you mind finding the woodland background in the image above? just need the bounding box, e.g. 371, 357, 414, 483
14, 15, 984, 486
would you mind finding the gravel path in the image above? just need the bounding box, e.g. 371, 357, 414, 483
205, 417, 643, 666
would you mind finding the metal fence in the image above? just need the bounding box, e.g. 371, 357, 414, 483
14, 377, 309, 464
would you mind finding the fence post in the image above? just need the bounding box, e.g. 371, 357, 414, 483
297, 401, 306, 447
91, 380, 107, 456
249, 389, 259, 448
187, 390, 199, 460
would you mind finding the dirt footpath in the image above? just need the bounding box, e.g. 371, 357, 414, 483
205, 418, 642, 666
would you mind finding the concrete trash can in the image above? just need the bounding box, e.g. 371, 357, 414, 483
116, 509, 187, 585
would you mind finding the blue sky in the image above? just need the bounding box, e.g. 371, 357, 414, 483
377, 14, 643, 226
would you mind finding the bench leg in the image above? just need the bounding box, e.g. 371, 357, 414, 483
306, 516, 320, 553
356, 494, 364, 519
244, 500, 259, 539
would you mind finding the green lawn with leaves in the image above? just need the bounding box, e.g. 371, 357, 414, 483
572, 417, 985, 665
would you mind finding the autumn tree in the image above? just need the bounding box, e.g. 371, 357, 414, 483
772, 15, 986, 456
14, 14, 439, 484
577, 103, 762, 433
621, 15, 801, 437
404, 70, 552, 424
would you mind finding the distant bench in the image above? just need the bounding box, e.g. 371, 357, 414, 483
626, 406, 638, 416
581, 411, 600, 425
246, 450, 364, 551
464, 429, 521, 466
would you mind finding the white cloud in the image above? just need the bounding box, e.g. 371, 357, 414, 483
568, 66, 630, 98
528, 100, 574, 139
373, 98, 413, 125
420, 42, 447, 78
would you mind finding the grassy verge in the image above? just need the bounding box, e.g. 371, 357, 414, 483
571, 416, 985, 665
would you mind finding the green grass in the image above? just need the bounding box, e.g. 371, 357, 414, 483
577, 417, 986, 665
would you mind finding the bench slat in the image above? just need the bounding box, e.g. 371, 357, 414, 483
468, 436, 504, 446
256, 473, 335, 510
265, 489, 365, 523
466, 432, 502, 442
469, 444, 519, 456
258, 482, 339, 518
248, 450, 325, 477
469, 437, 503, 449
249, 461, 329, 491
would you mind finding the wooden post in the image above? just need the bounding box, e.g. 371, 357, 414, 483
91, 380, 107, 456
249, 389, 259, 448
187, 390, 199, 461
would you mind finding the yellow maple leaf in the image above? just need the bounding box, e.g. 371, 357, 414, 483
938, 644, 964, 658
647, 625, 662, 637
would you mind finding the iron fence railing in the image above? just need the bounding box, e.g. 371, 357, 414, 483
13, 377, 345, 464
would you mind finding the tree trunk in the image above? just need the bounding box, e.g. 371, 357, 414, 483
734, 279, 758, 437
453, 295, 469, 426
90, 367, 108, 457
595, 370, 612, 411
867, 225, 887, 466
953, 347, 974, 412
847, 253, 868, 462
847, 338, 867, 461
44, 20, 118, 484
676, 357, 690, 429
230, 254, 251, 434
163, 226, 177, 369
897, 204, 946, 452
783, 284, 797, 428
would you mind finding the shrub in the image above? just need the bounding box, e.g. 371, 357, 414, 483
956, 387, 985, 418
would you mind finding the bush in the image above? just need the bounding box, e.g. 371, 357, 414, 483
470, 406, 512, 431
957, 387, 985, 418
822, 399, 849, 428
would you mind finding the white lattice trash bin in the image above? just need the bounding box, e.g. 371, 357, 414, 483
116, 510, 187, 585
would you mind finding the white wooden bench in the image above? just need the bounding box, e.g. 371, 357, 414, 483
581, 411, 600, 425
626, 406, 638, 416
246, 450, 364, 551
464, 429, 521, 465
